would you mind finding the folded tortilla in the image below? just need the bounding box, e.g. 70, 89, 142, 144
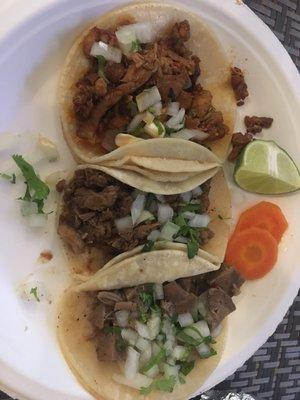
59, 2, 235, 163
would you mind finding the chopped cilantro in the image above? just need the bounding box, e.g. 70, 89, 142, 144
12, 155, 50, 213
139, 311, 149, 323
142, 348, 166, 373
178, 374, 186, 384
142, 240, 155, 253
173, 213, 187, 228
103, 326, 122, 334
176, 330, 203, 347
30, 287, 40, 302
131, 39, 142, 52
179, 360, 195, 376
187, 236, 199, 259
218, 214, 231, 220
116, 338, 127, 351
96, 55, 108, 82
140, 376, 176, 395
139, 292, 154, 308
178, 203, 202, 213
153, 119, 165, 136
199, 347, 217, 359
0, 173, 16, 184
131, 123, 145, 137
127, 101, 138, 117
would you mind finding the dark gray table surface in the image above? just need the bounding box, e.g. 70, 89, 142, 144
1, 1, 299, 399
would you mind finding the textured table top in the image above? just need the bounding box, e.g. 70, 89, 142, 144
1, 1, 299, 399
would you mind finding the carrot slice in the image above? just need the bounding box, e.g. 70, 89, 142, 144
225, 227, 278, 280
234, 201, 288, 243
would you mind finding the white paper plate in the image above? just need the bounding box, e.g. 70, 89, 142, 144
0, 1, 299, 399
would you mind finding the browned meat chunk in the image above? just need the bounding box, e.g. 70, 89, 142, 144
156, 70, 190, 102
244, 115, 273, 134
82, 27, 118, 58
164, 282, 197, 314
105, 62, 126, 83
198, 228, 214, 245
133, 222, 160, 240
91, 303, 106, 330
95, 331, 123, 361
191, 89, 213, 119
160, 300, 176, 317
94, 78, 107, 97
109, 114, 130, 130
116, 193, 133, 218
57, 223, 85, 253
203, 287, 236, 329
56, 179, 66, 193
124, 285, 150, 302
208, 264, 245, 296
178, 90, 194, 110
114, 301, 137, 311
178, 277, 193, 292
172, 20, 191, 42
74, 186, 119, 211
231, 67, 249, 106
73, 82, 97, 121
228, 132, 253, 162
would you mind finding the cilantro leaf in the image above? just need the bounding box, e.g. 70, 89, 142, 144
139, 310, 149, 323
140, 376, 176, 395
176, 330, 203, 346
30, 287, 40, 302
187, 236, 198, 259
139, 292, 154, 308
103, 326, 122, 334
131, 39, 142, 52
179, 360, 195, 376
178, 203, 202, 213
142, 240, 155, 253
142, 348, 166, 373
96, 55, 108, 82
0, 173, 16, 184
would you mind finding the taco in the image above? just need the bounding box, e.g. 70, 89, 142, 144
58, 260, 244, 400
59, 2, 235, 163
57, 160, 231, 279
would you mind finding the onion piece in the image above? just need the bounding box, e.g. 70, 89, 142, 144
136, 338, 152, 368
211, 323, 222, 338
147, 229, 160, 242
136, 321, 151, 340
0, 133, 20, 151
143, 111, 155, 125
178, 313, 194, 328
157, 204, 174, 223
180, 191, 192, 202
115, 310, 129, 327
27, 213, 47, 228
121, 328, 138, 346
21, 202, 38, 216
125, 347, 140, 379
163, 364, 180, 379
90, 41, 122, 63
154, 283, 164, 300
135, 210, 154, 226
151, 342, 161, 357
193, 320, 210, 337
136, 86, 161, 112
174, 235, 188, 244
197, 343, 212, 358
188, 214, 210, 228
37, 135, 59, 162
115, 216, 133, 233
159, 222, 180, 241
192, 186, 203, 196
164, 338, 176, 356
144, 120, 166, 138
131, 194, 146, 225
127, 113, 145, 133
116, 26, 136, 53
182, 211, 196, 220
170, 128, 209, 141
113, 373, 153, 390
173, 345, 187, 360
162, 318, 173, 337
145, 365, 159, 379
149, 102, 162, 116
148, 314, 161, 340
197, 300, 207, 318
167, 102, 180, 116
133, 23, 156, 43
166, 108, 185, 128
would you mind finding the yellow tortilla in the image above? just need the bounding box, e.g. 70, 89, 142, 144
57, 287, 227, 400
59, 2, 235, 163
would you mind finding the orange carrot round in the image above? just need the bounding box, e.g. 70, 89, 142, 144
225, 227, 278, 280
234, 201, 288, 243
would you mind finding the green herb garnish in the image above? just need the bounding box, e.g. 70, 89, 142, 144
127, 101, 138, 117
96, 55, 108, 82
179, 360, 195, 376
131, 39, 142, 52
140, 376, 176, 395
142, 240, 155, 253
187, 235, 199, 259
0, 173, 16, 184
178, 203, 202, 213
176, 330, 203, 347
153, 119, 165, 136
139, 292, 155, 308
142, 348, 166, 373
103, 326, 122, 334
116, 338, 127, 351
30, 287, 40, 302
13, 155, 50, 213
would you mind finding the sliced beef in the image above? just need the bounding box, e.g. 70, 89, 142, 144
56, 179, 67, 193
57, 223, 85, 253
160, 300, 176, 317
165, 20, 191, 57
208, 265, 245, 296
82, 27, 118, 58
244, 115, 273, 134
74, 186, 119, 210
202, 287, 236, 329
198, 228, 214, 245
231, 67, 249, 106
164, 281, 197, 314
105, 61, 126, 83
177, 277, 193, 292
228, 132, 253, 162
114, 301, 137, 311
95, 331, 123, 361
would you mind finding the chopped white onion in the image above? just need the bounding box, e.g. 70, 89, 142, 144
197, 343, 212, 358
166, 356, 176, 366
135, 321, 151, 340
163, 364, 180, 379
211, 323, 222, 338
167, 102, 180, 116
151, 342, 161, 356
147, 229, 160, 242
21, 202, 38, 216
143, 111, 155, 125
125, 347, 140, 379
0, 133, 20, 151
149, 101, 162, 116
174, 235, 189, 244
170, 128, 209, 141
173, 345, 187, 360
155, 194, 165, 203
27, 213, 47, 228
192, 186, 203, 196
158, 203, 174, 223
159, 221, 180, 241
121, 328, 138, 346
182, 211, 196, 220
193, 320, 210, 337
90, 41, 122, 63
135, 210, 154, 226
127, 113, 145, 133
116, 26, 136, 54
154, 283, 164, 300
115, 310, 129, 327
113, 373, 152, 390
131, 193, 146, 225
188, 214, 210, 228
178, 313, 194, 328
148, 314, 161, 340
180, 191, 192, 202
132, 188, 143, 199
144, 121, 165, 138
145, 365, 159, 379
132, 23, 156, 43
115, 216, 133, 232
164, 338, 176, 356
137, 338, 152, 367
171, 122, 185, 132
197, 300, 207, 318
166, 108, 185, 129
162, 318, 173, 337
136, 86, 161, 112
37, 135, 59, 162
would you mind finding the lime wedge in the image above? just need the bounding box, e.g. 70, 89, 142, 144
234, 140, 300, 194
